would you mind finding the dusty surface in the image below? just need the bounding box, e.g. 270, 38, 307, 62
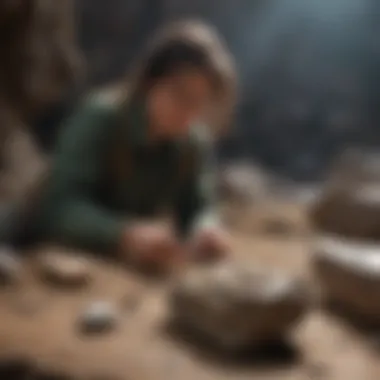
0, 133, 379, 379
0, 232, 378, 380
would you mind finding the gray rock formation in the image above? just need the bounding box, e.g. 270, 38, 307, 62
313, 234, 380, 325
170, 261, 310, 350
309, 149, 380, 240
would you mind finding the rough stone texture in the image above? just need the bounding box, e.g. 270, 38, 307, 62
0, 233, 377, 380
310, 185, 380, 239
309, 149, 380, 240
218, 165, 266, 203
170, 261, 310, 350
313, 234, 380, 325
36, 248, 92, 289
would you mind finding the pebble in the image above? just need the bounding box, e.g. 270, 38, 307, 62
78, 301, 119, 335
38, 252, 92, 288
0, 247, 22, 286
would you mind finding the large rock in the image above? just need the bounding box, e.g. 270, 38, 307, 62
309, 149, 380, 240
169, 261, 310, 350
313, 234, 380, 325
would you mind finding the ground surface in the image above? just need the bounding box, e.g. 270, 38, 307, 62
0, 132, 379, 380
0, 232, 379, 380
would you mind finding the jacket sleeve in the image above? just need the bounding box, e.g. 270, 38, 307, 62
174, 137, 221, 238
39, 98, 125, 252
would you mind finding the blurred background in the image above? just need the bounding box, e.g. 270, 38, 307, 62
1, 3, 380, 379
75, 0, 380, 182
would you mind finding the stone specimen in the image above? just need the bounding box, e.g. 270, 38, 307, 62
313, 234, 380, 325
78, 301, 119, 335
310, 149, 380, 240
37, 248, 92, 288
169, 261, 310, 350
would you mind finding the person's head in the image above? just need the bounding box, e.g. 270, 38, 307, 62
126, 20, 237, 138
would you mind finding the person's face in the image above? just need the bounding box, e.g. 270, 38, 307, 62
146, 68, 215, 138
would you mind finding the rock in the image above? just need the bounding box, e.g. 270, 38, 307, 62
170, 261, 310, 350
78, 301, 119, 335
218, 164, 267, 205
313, 234, 380, 325
310, 184, 380, 240
0, 247, 22, 285
37, 249, 92, 288
309, 149, 380, 240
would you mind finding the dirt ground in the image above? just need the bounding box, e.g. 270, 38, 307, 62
0, 133, 379, 380
0, 221, 379, 380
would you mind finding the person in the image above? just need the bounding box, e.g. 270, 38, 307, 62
30, 20, 237, 270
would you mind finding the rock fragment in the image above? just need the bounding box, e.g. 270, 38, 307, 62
170, 261, 310, 350
78, 301, 119, 335
313, 234, 380, 325
37, 249, 92, 288
309, 149, 380, 240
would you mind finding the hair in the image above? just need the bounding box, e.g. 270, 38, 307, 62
122, 20, 237, 135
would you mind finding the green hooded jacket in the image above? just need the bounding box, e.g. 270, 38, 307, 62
34, 93, 220, 253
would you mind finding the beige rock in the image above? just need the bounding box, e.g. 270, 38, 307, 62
310, 149, 380, 240
170, 261, 309, 350
310, 184, 380, 239
313, 235, 380, 325
218, 164, 267, 205
36, 248, 92, 289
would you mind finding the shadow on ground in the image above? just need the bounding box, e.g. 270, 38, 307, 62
163, 318, 301, 372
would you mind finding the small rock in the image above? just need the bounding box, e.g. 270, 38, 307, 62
309, 149, 380, 240
170, 261, 310, 351
37, 250, 91, 288
0, 247, 22, 285
78, 301, 119, 334
313, 235, 380, 326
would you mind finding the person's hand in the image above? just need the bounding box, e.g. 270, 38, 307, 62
188, 227, 231, 262
121, 221, 181, 271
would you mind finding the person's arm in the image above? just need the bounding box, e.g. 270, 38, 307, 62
40, 98, 125, 252
175, 136, 221, 239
